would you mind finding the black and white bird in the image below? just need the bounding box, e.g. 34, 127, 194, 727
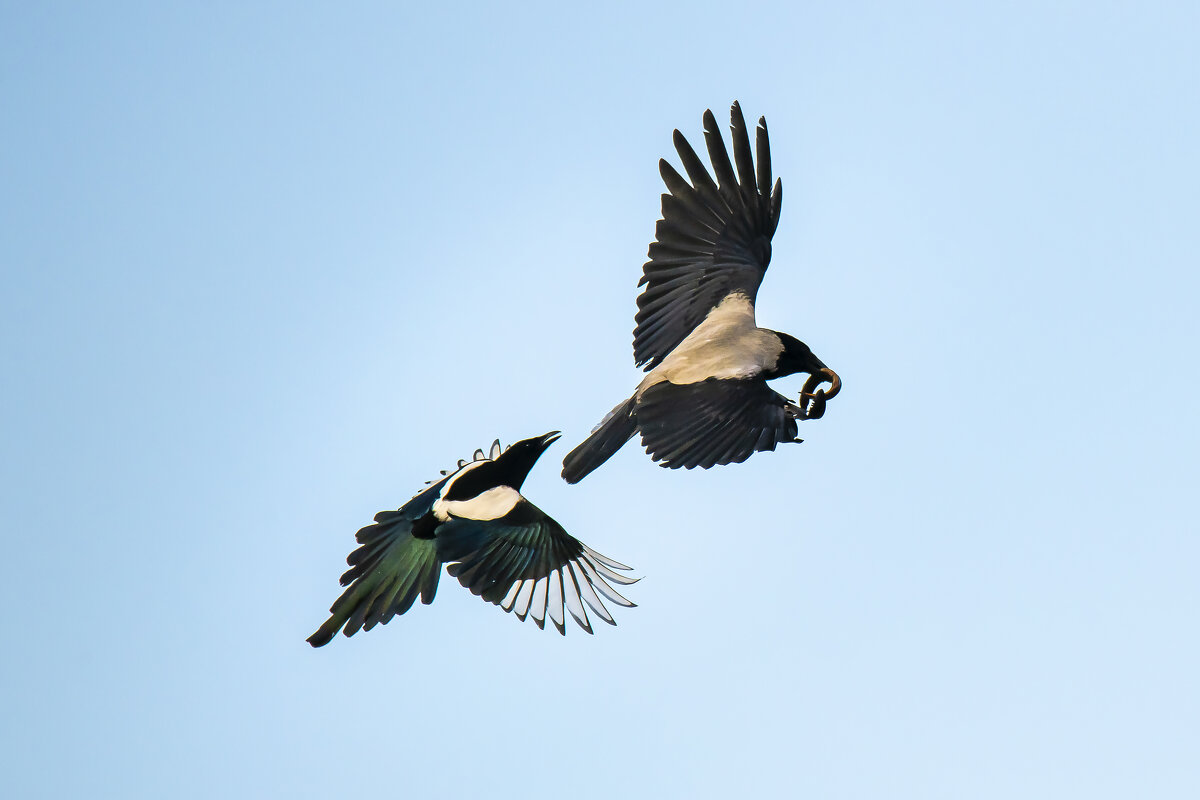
308, 432, 636, 646
562, 102, 841, 483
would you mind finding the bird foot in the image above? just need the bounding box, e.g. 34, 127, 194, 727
797, 368, 841, 420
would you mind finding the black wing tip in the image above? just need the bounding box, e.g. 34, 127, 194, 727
306, 622, 338, 648
725, 102, 771, 142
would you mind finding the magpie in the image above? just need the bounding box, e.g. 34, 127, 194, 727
561, 102, 841, 483
308, 432, 636, 645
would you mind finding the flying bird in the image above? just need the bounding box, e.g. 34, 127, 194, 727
562, 102, 841, 483
309, 432, 636, 646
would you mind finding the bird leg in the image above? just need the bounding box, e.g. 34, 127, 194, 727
798, 368, 841, 420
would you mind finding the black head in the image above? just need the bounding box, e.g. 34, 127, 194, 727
772, 333, 842, 419
492, 431, 562, 492
769, 332, 827, 379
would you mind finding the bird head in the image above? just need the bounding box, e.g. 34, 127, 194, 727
774, 333, 825, 374
775, 333, 841, 420
494, 431, 562, 491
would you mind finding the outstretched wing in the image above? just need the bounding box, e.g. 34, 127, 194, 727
635, 378, 801, 469
306, 508, 443, 647
633, 101, 782, 369
437, 501, 637, 635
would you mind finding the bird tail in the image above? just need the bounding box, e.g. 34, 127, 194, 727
307, 511, 442, 648
561, 396, 638, 484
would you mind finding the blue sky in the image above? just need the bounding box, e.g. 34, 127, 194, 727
3, 2, 1198, 797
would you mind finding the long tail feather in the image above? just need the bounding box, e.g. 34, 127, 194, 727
561, 396, 638, 484
307, 519, 441, 647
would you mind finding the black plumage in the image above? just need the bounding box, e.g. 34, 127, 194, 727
562, 102, 840, 483
309, 432, 636, 646
636, 379, 800, 470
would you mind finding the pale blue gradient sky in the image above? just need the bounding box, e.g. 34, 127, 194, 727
3, 2, 1198, 798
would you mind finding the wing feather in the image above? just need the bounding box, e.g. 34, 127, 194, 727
560, 564, 595, 633
729, 102, 758, 207
755, 117, 772, 206
633, 102, 781, 369
636, 378, 800, 470
529, 577, 549, 629
577, 557, 636, 609
546, 570, 566, 634
702, 109, 741, 207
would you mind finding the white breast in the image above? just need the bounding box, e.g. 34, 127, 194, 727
637, 293, 781, 391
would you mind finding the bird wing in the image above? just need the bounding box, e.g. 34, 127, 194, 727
635, 378, 800, 469
437, 500, 637, 635
306, 503, 444, 647
633, 101, 782, 369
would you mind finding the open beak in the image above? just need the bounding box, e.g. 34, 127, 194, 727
798, 368, 841, 420
538, 431, 563, 450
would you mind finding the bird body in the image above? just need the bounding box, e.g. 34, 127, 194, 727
308, 432, 635, 646
636, 293, 781, 389
562, 103, 840, 483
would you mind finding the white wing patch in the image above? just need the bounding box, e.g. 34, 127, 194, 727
433, 486, 521, 522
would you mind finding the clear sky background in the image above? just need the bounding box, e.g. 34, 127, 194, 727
3, 2, 1198, 798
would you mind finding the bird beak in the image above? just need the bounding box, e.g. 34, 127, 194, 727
538, 431, 563, 450
816, 368, 840, 400
798, 368, 841, 420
